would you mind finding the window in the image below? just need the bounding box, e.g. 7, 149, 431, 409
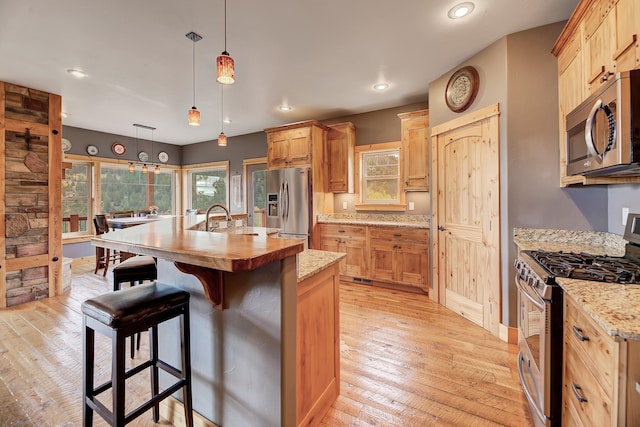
100, 164, 175, 214
360, 148, 401, 204
62, 162, 92, 236
186, 162, 229, 211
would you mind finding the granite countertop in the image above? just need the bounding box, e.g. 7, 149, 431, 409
514, 227, 639, 340
92, 216, 303, 272
297, 249, 346, 282
317, 213, 430, 228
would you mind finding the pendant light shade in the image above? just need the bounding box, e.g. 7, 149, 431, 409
188, 107, 200, 126
154, 164, 161, 174
216, 0, 235, 85
141, 164, 148, 174
218, 132, 227, 147
216, 52, 235, 84
128, 162, 135, 173
186, 32, 202, 125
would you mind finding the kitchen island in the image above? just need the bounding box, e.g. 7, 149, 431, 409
92, 215, 344, 427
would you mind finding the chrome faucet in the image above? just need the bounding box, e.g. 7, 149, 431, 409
205, 203, 232, 231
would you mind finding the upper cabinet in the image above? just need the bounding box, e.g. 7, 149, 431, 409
327, 122, 355, 193
553, 0, 640, 186
398, 109, 430, 191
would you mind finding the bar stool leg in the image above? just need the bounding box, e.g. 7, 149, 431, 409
182, 305, 194, 427
83, 319, 95, 427
112, 330, 127, 426
150, 324, 160, 422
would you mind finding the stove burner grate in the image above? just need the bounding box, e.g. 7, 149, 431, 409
526, 250, 640, 284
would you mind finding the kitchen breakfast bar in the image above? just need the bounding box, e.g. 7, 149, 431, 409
91, 215, 344, 427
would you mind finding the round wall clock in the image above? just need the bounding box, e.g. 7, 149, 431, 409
138, 151, 149, 162
158, 151, 169, 163
86, 145, 99, 156
62, 138, 72, 153
445, 66, 479, 113
112, 142, 126, 156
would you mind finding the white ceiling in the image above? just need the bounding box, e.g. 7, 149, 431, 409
0, 0, 578, 145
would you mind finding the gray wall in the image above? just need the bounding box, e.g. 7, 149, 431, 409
63, 125, 182, 165
608, 184, 640, 234
428, 22, 609, 327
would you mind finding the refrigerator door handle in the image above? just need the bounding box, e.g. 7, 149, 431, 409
280, 182, 285, 222
284, 181, 290, 222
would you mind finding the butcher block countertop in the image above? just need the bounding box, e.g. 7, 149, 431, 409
514, 228, 640, 340
92, 215, 303, 272
317, 213, 430, 228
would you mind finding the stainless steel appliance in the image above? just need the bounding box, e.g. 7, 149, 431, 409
265, 167, 312, 245
515, 213, 640, 426
565, 69, 640, 177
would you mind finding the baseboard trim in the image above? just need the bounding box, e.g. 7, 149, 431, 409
499, 323, 518, 344
160, 397, 218, 427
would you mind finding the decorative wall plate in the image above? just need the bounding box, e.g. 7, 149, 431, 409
86, 145, 99, 156
62, 138, 72, 152
158, 151, 169, 163
445, 65, 480, 113
112, 142, 126, 156
138, 151, 149, 162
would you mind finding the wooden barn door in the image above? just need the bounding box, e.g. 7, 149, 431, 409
431, 104, 501, 336
1, 82, 62, 308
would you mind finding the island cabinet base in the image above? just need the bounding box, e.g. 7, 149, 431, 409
296, 262, 341, 427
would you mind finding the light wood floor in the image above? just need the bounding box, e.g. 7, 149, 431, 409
0, 262, 532, 426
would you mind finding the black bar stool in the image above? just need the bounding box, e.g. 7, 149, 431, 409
112, 255, 157, 358
82, 283, 193, 427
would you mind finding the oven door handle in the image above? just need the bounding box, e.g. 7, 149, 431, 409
517, 352, 548, 424
515, 275, 546, 311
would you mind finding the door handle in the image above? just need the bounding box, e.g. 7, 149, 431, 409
437, 225, 446, 231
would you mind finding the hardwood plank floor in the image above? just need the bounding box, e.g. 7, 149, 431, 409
0, 262, 533, 426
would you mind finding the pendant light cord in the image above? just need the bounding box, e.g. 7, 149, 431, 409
224, 0, 228, 52
192, 40, 196, 107
221, 84, 224, 133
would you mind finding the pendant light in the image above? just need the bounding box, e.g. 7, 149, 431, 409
187, 32, 202, 126
129, 123, 158, 173
216, 0, 235, 84
218, 84, 228, 147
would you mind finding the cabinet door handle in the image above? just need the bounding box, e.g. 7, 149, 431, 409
393, 233, 401, 237
338, 229, 345, 233
571, 382, 588, 403
437, 225, 446, 231
572, 325, 590, 342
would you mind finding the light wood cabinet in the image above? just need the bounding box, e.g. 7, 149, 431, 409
562, 295, 640, 426
553, 0, 640, 186
319, 223, 367, 277
326, 122, 355, 193
266, 126, 312, 168
398, 110, 430, 191
319, 223, 429, 292
297, 261, 340, 427
369, 226, 429, 291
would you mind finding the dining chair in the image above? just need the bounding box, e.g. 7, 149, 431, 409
111, 210, 135, 218
93, 215, 122, 276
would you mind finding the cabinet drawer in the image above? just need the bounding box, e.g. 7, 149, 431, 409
369, 227, 428, 244
564, 333, 613, 427
565, 297, 617, 392
319, 224, 366, 239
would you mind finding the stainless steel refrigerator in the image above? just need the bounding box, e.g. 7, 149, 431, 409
265, 167, 311, 246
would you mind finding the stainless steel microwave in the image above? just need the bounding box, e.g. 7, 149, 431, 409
565, 70, 640, 176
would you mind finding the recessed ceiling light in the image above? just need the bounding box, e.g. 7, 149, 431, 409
448, 2, 475, 19
373, 83, 389, 91
279, 105, 292, 112
61, 112, 69, 119
66, 68, 88, 79
223, 118, 232, 124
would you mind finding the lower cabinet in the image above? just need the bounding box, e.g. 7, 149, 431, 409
369, 227, 429, 291
297, 262, 340, 427
319, 223, 429, 293
562, 295, 640, 426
